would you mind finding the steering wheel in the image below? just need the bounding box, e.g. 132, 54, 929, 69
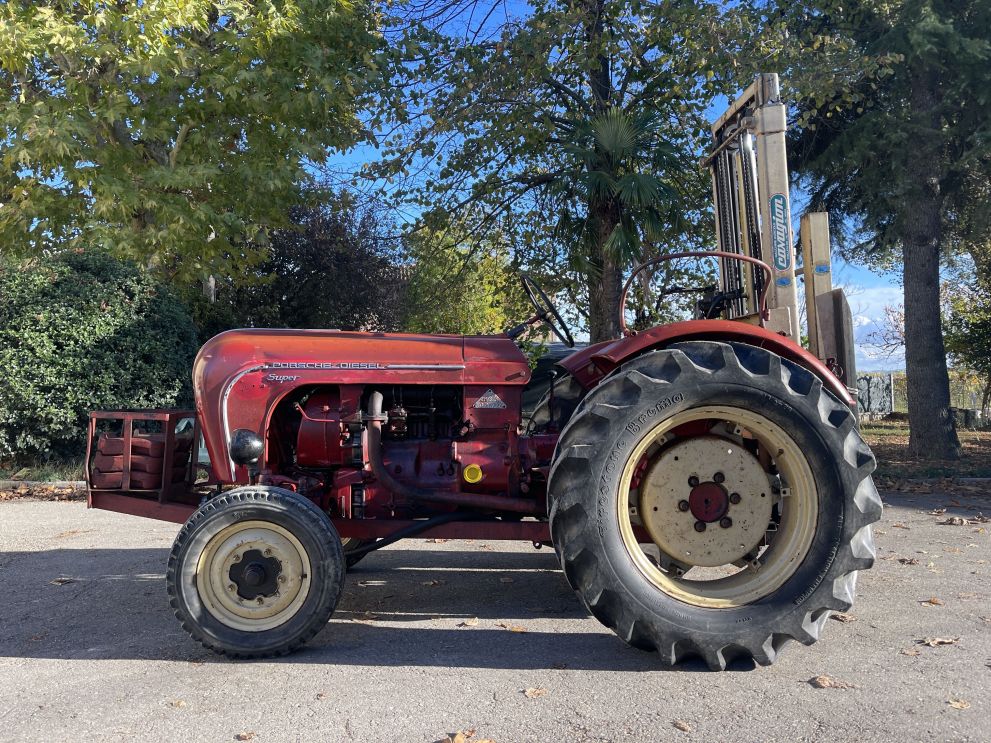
506, 274, 575, 347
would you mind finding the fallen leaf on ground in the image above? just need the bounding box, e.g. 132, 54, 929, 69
496, 622, 527, 633
672, 720, 692, 732
49, 577, 75, 586
442, 733, 467, 743
892, 523, 911, 529
169, 700, 187, 708
948, 699, 971, 710
917, 636, 960, 647
974, 513, 990, 523
900, 647, 921, 656
523, 687, 548, 698
808, 674, 856, 689
920, 597, 945, 606
939, 516, 967, 526
54, 529, 92, 539
422, 579, 447, 587
315, 693, 326, 700
428, 538, 448, 543
457, 617, 479, 627
898, 557, 920, 565
234, 733, 255, 741
928, 508, 947, 516
352, 611, 379, 622
552, 661, 568, 669
830, 612, 856, 623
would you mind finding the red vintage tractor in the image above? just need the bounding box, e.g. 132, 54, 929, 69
85, 75, 881, 669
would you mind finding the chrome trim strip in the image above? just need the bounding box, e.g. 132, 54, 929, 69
383, 364, 466, 370
222, 364, 266, 474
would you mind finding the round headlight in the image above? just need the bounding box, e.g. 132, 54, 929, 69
229, 429, 264, 466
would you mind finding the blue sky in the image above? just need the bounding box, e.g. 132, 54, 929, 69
831, 259, 904, 372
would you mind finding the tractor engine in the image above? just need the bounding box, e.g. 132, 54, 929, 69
188, 329, 533, 520
288, 384, 520, 520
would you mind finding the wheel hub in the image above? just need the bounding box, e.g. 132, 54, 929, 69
196, 521, 311, 632
688, 482, 728, 522
228, 549, 282, 600
638, 436, 774, 568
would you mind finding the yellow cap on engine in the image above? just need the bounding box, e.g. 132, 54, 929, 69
463, 464, 484, 484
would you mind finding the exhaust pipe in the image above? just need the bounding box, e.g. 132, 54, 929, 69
364, 391, 540, 514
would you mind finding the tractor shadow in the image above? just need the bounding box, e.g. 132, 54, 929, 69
0, 544, 750, 672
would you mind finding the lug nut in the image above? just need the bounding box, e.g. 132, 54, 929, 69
719, 517, 733, 529
688, 475, 700, 487
729, 492, 741, 504
264, 548, 272, 556
713, 472, 725, 483
694, 521, 706, 533
228, 583, 236, 592
677, 500, 690, 512
277, 575, 287, 584
256, 597, 265, 605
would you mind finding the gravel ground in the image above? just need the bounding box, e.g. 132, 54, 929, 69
0, 491, 989, 743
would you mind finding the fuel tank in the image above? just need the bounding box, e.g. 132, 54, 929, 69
192, 329, 532, 482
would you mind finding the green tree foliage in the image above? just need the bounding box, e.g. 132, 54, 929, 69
402, 227, 531, 335
190, 193, 405, 340
756, 0, 991, 458
0, 1, 377, 280
0, 251, 199, 460
944, 267, 991, 415
367, 0, 742, 341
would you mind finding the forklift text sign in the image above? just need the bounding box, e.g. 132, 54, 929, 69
769, 193, 790, 271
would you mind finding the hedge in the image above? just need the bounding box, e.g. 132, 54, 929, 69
0, 251, 199, 460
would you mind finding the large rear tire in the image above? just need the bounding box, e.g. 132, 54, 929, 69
547, 341, 881, 669
527, 373, 585, 433
167, 486, 345, 658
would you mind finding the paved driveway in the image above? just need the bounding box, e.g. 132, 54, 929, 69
0, 491, 988, 742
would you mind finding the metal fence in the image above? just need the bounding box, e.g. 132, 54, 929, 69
858, 371, 988, 423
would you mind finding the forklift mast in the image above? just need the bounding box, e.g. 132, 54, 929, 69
706, 73, 857, 389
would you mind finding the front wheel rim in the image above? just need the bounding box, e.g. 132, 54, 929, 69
617, 405, 819, 608
196, 520, 312, 632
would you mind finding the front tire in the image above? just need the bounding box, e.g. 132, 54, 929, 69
167, 486, 345, 658
547, 342, 881, 670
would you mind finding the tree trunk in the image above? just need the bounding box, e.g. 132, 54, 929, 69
588, 239, 623, 342
903, 73, 960, 460
581, 0, 621, 344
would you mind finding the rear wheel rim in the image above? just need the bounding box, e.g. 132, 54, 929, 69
196, 520, 311, 632
617, 405, 819, 608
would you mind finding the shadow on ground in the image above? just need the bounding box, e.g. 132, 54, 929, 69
0, 545, 733, 672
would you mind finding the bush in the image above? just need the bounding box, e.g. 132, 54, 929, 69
0, 251, 199, 460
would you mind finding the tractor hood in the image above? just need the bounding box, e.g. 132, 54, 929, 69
192, 329, 532, 482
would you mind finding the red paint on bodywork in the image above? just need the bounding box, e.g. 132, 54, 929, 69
193, 329, 531, 483
558, 320, 853, 405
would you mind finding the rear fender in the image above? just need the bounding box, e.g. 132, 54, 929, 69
558, 320, 853, 406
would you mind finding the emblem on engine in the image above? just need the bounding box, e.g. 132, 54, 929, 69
473, 389, 507, 409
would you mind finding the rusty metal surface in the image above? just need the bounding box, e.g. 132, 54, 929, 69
86, 410, 196, 505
